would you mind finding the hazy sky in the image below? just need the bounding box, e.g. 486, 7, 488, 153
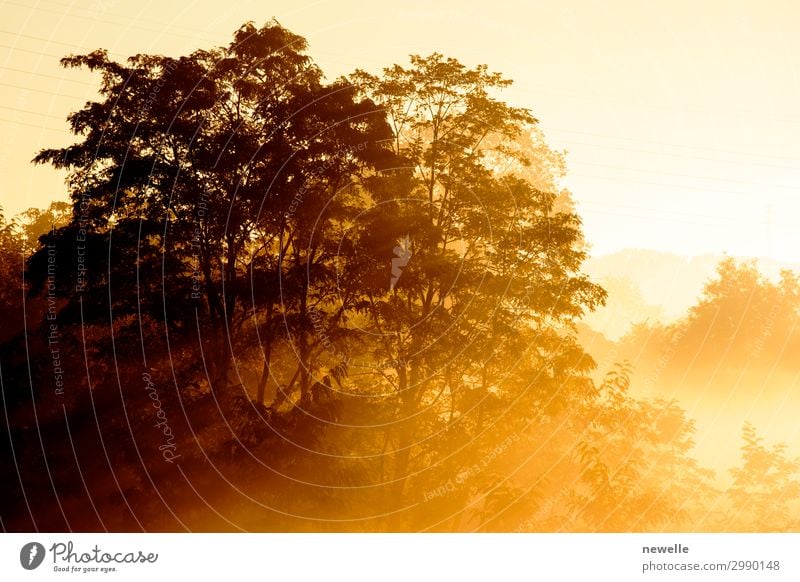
2, 0, 799, 261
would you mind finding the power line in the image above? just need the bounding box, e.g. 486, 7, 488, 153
540, 126, 800, 163
569, 161, 800, 192
0, 117, 66, 132
0, 105, 63, 119
0, 65, 98, 86
0, 29, 118, 51
2, 0, 222, 44
560, 140, 800, 173
568, 172, 800, 203
0, 42, 67, 59
0, 80, 87, 99
577, 199, 800, 229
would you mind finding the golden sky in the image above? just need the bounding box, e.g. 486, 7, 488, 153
1, 0, 799, 262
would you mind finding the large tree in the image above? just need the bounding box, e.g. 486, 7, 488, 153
28, 22, 394, 403
340, 54, 606, 513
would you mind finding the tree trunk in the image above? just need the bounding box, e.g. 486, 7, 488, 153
256, 304, 275, 405
390, 362, 416, 506
255, 357, 270, 406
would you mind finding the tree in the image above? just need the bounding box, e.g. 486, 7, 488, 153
662, 258, 800, 368
16, 201, 71, 251
0, 207, 25, 344
727, 423, 800, 531
27, 21, 394, 404
344, 54, 605, 513
566, 363, 716, 531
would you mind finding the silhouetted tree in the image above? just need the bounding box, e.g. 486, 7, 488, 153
16, 201, 71, 251
28, 22, 394, 401
346, 54, 605, 514
0, 207, 25, 344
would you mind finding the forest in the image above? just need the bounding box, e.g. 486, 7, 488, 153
0, 21, 798, 532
